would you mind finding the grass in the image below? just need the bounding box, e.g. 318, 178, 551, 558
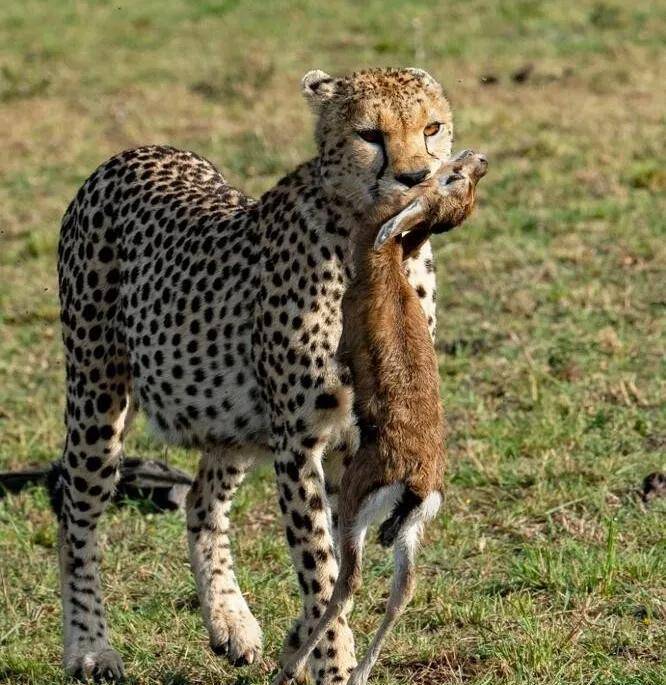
0, 0, 664, 683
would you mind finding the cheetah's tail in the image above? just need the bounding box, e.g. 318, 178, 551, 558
0, 459, 193, 514
0, 464, 64, 513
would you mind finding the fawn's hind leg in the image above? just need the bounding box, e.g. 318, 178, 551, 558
273, 530, 365, 685
186, 448, 265, 666
348, 522, 420, 685
274, 483, 406, 684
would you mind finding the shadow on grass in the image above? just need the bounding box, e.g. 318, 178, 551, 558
0, 667, 257, 685
159, 672, 256, 685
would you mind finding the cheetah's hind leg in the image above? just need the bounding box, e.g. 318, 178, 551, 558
58, 374, 131, 681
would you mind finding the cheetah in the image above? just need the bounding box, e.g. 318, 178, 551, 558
55, 67, 454, 683
275, 151, 488, 685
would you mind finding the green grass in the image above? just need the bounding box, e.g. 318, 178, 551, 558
1, 0, 665, 683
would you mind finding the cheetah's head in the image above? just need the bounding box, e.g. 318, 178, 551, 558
302, 67, 453, 220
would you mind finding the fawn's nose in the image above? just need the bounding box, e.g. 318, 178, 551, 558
395, 169, 429, 187
475, 153, 489, 178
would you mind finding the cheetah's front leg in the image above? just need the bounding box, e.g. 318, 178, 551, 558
186, 449, 264, 666
322, 425, 361, 557
272, 413, 358, 685
403, 239, 437, 342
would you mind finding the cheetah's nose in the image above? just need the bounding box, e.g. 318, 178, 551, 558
395, 169, 429, 188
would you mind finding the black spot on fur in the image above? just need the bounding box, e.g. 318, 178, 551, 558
315, 392, 339, 409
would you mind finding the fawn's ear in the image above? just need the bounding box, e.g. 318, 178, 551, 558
301, 70, 337, 111
374, 198, 426, 251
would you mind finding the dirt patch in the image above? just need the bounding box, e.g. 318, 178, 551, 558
392, 652, 489, 684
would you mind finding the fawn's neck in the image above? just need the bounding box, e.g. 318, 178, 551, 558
349, 235, 437, 409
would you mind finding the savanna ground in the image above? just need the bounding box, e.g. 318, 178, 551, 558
0, 1, 664, 683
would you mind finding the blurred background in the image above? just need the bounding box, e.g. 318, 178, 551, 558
0, 2, 664, 683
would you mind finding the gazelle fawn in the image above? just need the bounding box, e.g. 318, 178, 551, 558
274, 150, 488, 685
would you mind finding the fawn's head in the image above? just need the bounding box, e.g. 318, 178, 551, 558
374, 149, 489, 257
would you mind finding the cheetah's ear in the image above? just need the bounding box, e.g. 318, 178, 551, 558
406, 67, 442, 90
301, 70, 337, 110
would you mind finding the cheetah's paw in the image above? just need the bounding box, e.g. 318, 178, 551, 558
65, 647, 125, 682
209, 609, 263, 667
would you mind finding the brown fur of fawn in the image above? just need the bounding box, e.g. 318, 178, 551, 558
274, 150, 488, 685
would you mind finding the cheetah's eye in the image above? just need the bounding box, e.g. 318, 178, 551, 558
424, 122, 441, 137
357, 129, 383, 145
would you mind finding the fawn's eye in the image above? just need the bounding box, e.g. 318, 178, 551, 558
424, 122, 441, 137
357, 129, 383, 144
